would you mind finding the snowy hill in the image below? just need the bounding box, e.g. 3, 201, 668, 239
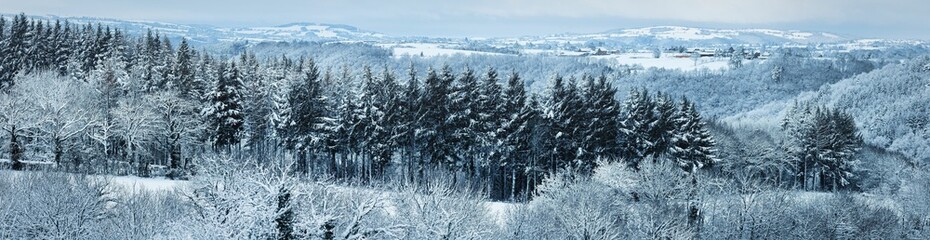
11, 14, 857, 46
512, 26, 847, 46
10, 14, 389, 44
221, 22, 388, 42
725, 59, 930, 162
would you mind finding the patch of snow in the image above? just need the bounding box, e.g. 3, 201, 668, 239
381, 43, 505, 58
485, 201, 517, 226
104, 175, 186, 193
593, 52, 730, 71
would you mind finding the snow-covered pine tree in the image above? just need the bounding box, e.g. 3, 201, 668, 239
285, 58, 325, 173
50, 20, 72, 76
820, 109, 861, 191
669, 97, 717, 173
173, 38, 197, 100
800, 107, 862, 191
578, 74, 620, 172
650, 92, 678, 158
448, 66, 482, 177
501, 71, 533, 200
541, 74, 566, 173
619, 89, 657, 169
194, 52, 215, 102
562, 77, 585, 170
0, 14, 31, 88
399, 63, 423, 182
478, 67, 506, 198
158, 35, 175, 88
26, 20, 48, 72
139, 30, 165, 92
205, 61, 245, 151
0, 16, 9, 88
265, 57, 293, 156
668, 97, 717, 234
542, 74, 584, 173
366, 67, 403, 177
421, 66, 453, 170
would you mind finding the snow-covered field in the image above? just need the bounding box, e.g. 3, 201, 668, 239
0, 169, 186, 193
381, 43, 506, 58
592, 52, 730, 71
105, 175, 186, 193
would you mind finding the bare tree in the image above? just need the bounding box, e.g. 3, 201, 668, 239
146, 91, 202, 176
0, 76, 38, 170
23, 72, 96, 168
113, 96, 159, 176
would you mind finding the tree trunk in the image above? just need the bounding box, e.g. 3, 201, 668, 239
688, 173, 702, 238
10, 127, 23, 171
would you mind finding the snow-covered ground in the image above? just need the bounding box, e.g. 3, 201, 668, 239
592, 52, 730, 71
485, 201, 517, 226
0, 169, 518, 226
381, 43, 506, 58
104, 175, 186, 193
0, 169, 187, 194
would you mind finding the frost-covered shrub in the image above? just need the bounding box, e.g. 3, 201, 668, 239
170, 155, 421, 239
509, 172, 626, 239
0, 172, 114, 239
506, 160, 696, 239
394, 180, 497, 239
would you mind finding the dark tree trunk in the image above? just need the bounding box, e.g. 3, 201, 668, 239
10, 128, 23, 171
275, 187, 295, 240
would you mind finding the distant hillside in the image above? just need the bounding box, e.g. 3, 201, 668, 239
505, 26, 848, 46
727, 59, 930, 162
6, 14, 389, 44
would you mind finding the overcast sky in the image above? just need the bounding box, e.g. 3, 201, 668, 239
2, 0, 928, 39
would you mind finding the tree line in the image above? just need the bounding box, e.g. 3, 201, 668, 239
0, 14, 862, 199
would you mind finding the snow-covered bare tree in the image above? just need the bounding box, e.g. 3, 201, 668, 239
0, 80, 37, 170
113, 96, 159, 176
146, 90, 202, 177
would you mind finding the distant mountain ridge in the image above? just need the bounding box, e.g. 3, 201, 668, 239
6, 14, 389, 44
533, 26, 848, 45
5, 14, 867, 46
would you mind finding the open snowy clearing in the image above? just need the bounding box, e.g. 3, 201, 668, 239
0, 169, 518, 226
380, 43, 506, 58
592, 52, 730, 71
0, 169, 186, 193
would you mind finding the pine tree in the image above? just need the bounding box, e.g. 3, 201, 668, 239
0, 16, 8, 88
819, 109, 861, 191
421, 66, 453, 170
270, 57, 294, 149
0, 14, 30, 88
578, 75, 620, 172
619, 89, 657, 169
478, 67, 506, 197
479, 67, 505, 151
501, 71, 533, 200
399, 63, 423, 182
669, 97, 718, 172
541, 74, 584, 172
787, 106, 862, 191
360, 66, 403, 177
650, 92, 678, 157
286, 58, 325, 173
667, 97, 717, 234
561, 77, 585, 169
51, 20, 74, 76
448, 66, 482, 176
205, 61, 245, 150
174, 38, 197, 100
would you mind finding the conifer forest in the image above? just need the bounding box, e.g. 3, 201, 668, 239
2, 2, 930, 239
